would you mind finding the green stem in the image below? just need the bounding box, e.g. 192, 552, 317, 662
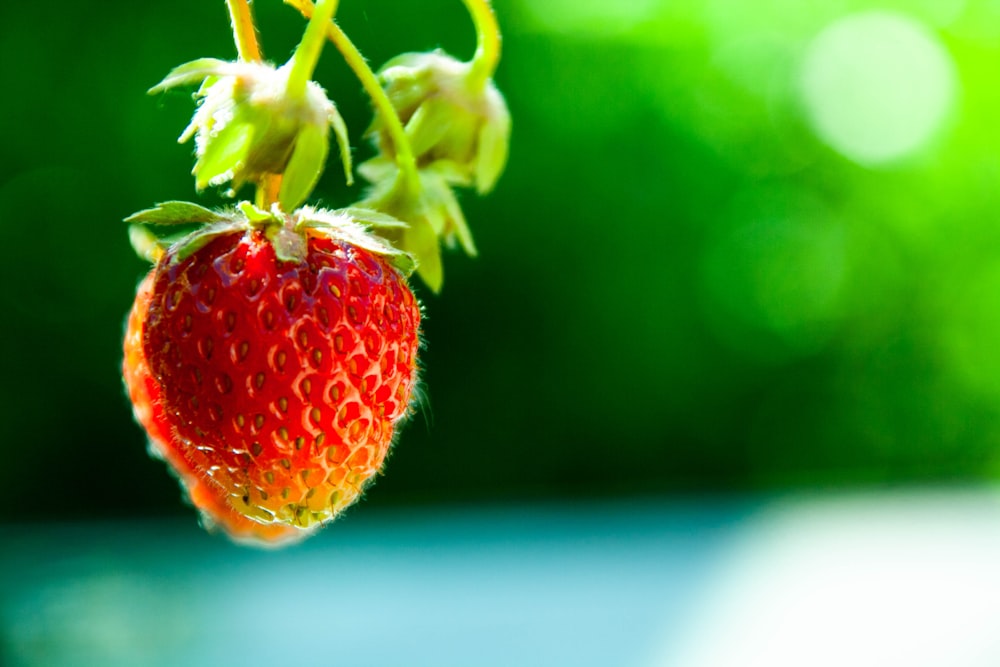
228, 0, 282, 206
284, 0, 419, 196
285, 0, 339, 102
461, 0, 501, 87
226, 0, 262, 62
327, 21, 419, 195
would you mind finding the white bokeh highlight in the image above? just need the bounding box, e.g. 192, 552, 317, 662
658, 492, 1000, 667
799, 11, 957, 166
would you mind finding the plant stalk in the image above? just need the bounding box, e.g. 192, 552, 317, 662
226, 0, 287, 207
284, 0, 420, 197
285, 0, 340, 102
226, 0, 262, 62
461, 0, 501, 87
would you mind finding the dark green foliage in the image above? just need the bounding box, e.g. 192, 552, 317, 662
4, 0, 1000, 521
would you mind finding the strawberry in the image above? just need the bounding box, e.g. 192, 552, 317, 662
123, 205, 420, 545
124, 274, 305, 545
123, 0, 508, 546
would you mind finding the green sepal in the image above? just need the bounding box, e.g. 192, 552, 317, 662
328, 104, 353, 187
475, 90, 511, 194
404, 215, 443, 292
127, 222, 201, 260
379, 245, 417, 277
238, 201, 277, 226
128, 225, 168, 263
194, 121, 255, 190
266, 225, 308, 264
171, 221, 245, 264
148, 58, 229, 94
404, 97, 455, 158
424, 168, 476, 256
124, 201, 226, 226
297, 207, 417, 277
124, 201, 230, 264
279, 121, 329, 212
338, 207, 409, 229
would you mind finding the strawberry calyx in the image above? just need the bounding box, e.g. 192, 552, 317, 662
125, 201, 415, 274
358, 160, 475, 293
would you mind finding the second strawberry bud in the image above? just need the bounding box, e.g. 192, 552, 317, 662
367, 50, 511, 195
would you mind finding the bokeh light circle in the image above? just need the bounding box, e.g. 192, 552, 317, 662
799, 10, 957, 166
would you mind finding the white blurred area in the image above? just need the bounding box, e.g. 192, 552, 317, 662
5, 491, 1000, 666
659, 490, 1000, 667
799, 10, 957, 166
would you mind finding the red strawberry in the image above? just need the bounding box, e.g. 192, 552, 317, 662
123, 207, 421, 545
125, 273, 307, 545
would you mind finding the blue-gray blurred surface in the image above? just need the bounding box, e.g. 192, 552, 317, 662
5, 491, 1000, 667
0, 499, 742, 667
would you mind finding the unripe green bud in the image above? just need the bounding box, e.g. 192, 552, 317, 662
369, 50, 510, 194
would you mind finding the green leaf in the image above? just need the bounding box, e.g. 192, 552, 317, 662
124, 201, 225, 226
127, 225, 166, 263
149, 58, 228, 93
357, 155, 396, 190
278, 122, 328, 212
435, 179, 476, 256
405, 99, 454, 157
384, 248, 417, 276
297, 208, 417, 277
338, 207, 408, 229
194, 121, 255, 190
404, 216, 443, 292
328, 103, 354, 187
266, 226, 307, 264
475, 94, 511, 194
238, 201, 277, 225
172, 222, 243, 263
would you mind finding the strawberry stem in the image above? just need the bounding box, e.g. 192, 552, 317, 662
226, 0, 262, 62
256, 174, 283, 210
285, 0, 339, 103
227, 0, 285, 207
284, 0, 420, 198
462, 0, 501, 89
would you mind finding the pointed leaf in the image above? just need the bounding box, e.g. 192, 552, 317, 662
149, 58, 229, 93
278, 122, 328, 211
428, 159, 473, 187
422, 196, 447, 236
338, 207, 408, 229
172, 222, 243, 263
435, 179, 476, 256
475, 95, 511, 194
328, 104, 354, 186
238, 201, 277, 225
267, 226, 308, 264
125, 201, 225, 226
357, 156, 396, 188
296, 208, 417, 276
404, 99, 454, 157
385, 253, 417, 276
404, 216, 443, 292
127, 225, 167, 263
194, 121, 255, 190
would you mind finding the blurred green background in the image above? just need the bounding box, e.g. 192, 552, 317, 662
3, 0, 1000, 524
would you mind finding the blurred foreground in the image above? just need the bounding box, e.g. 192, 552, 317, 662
5, 489, 1000, 667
